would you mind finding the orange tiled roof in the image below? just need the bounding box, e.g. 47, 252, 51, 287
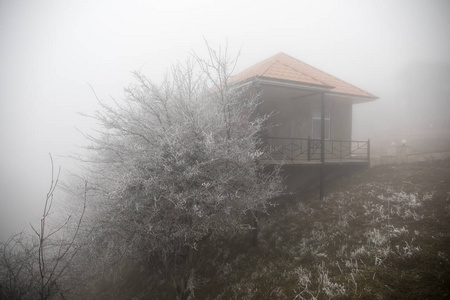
232, 52, 377, 99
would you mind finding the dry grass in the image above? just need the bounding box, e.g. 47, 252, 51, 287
82, 160, 450, 299
195, 160, 450, 299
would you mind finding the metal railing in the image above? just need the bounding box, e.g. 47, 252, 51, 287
263, 137, 370, 162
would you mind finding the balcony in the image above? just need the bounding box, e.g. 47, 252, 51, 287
261, 137, 370, 165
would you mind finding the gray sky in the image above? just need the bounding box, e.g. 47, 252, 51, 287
1, 0, 449, 237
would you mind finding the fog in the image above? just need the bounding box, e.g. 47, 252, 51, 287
1, 0, 449, 238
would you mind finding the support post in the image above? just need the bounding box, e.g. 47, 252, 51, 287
320, 93, 325, 200
367, 139, 371, 166
307, 136, 311, 161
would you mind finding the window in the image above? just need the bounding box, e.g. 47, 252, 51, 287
312, 110, 330, 139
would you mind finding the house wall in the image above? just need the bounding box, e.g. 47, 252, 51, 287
258, 85, 353, 141
261, 92, 313, 139
329, 98, 352, 140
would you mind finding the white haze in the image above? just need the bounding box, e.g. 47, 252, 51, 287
1, 0, 449, 238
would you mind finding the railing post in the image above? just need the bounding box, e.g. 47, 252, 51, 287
367, 139, 371, 166
307, 136, 311, 161
290, 137, 294, 161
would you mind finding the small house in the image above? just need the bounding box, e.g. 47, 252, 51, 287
233, 52, 377, 164
232, 52, 378, 194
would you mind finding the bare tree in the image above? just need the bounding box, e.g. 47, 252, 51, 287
0, 154, 87, 300
0, 232, 37, 299
79, 43, 282, 299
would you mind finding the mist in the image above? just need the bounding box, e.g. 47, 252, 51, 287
1, 0, 450, 238
353, 60, 450, 156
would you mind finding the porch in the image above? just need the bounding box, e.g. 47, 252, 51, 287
260, 137, 370, 165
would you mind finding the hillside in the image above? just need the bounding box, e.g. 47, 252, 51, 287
194, 160, 450, 299
88, 160, 450, 299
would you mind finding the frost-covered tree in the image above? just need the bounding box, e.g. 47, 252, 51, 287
80, 43, 282, 298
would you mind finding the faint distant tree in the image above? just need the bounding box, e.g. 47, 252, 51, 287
0, 154, 87, 300
0, 231, 37, 299
80, 42, 282, 299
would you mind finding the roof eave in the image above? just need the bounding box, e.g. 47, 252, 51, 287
232, 76, 334, 92
326, 91, 378, 104
229, 76, 378, 104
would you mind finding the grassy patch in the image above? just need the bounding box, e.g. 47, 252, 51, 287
82, 160, 450, 299
195, 160, 450, 299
